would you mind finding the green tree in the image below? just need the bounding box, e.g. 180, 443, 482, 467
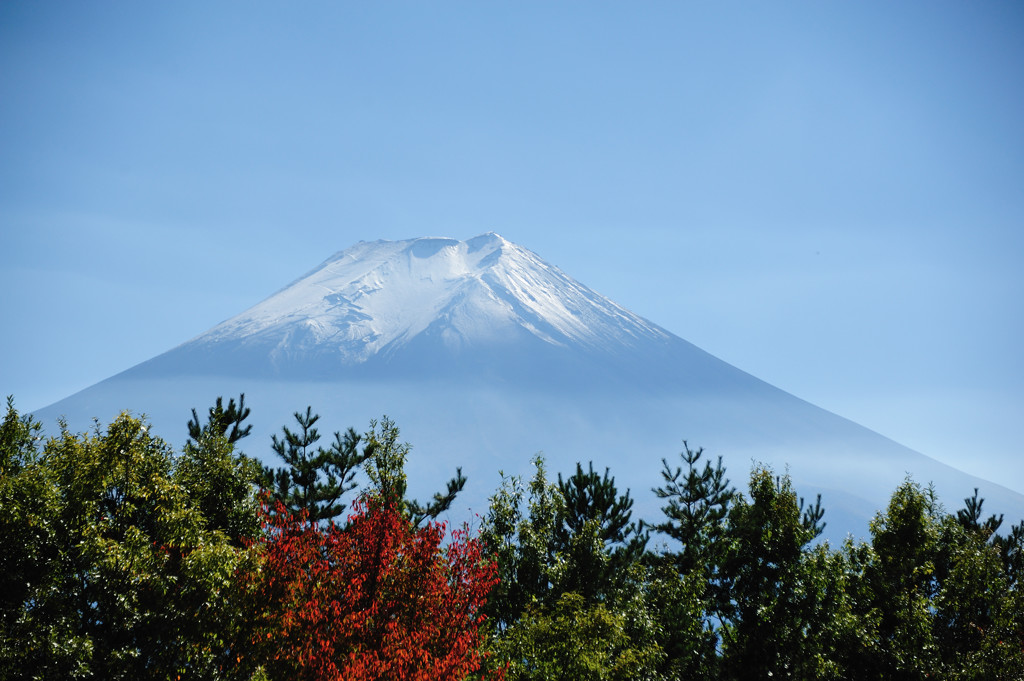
554, 461, 647, 603
864, 478, 942, 680
932, 493, 1024, 679
649, 442, 734, 677
0, 398, 74, 678
494, 591, 662, 681
187, 394, 252, 445
178, 395, 263, 544
482, 457, 667, 680
651, 442, 734, 575
262, 406, 367, 524
719, 467, 830, 680
480, 454, 562, 632
361, 415, 467, 526
0, 406, 260, 680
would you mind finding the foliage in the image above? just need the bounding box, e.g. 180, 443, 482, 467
651, 442, 733, 577
554, 462, 647, 603
362, 415, 467, 526
263, 407, 368, 524
494, 591, 661, 681
482, 456, 667, 679
188, 394, 253, 445
480, 455, 561, 632
179, 395, 264, 545
264, 412, 468, 527
4, 393, 1024, 681
649, 442, 734, 676
718, 467, 830, 679
0, 401, 261, 680
244, 496, 503, 681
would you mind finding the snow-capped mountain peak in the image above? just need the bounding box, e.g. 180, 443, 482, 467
192, 233, 671, 367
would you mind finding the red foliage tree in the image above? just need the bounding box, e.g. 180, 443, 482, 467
242, 496, 504, 680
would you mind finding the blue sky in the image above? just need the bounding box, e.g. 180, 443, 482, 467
1, 2, 1022, 488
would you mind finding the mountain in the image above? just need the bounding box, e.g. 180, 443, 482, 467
35, 233, 1024, 542
129, 233, 747, 390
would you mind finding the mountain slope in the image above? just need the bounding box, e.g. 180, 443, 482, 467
131, 233, 744, 389
36, 233, 1024, 541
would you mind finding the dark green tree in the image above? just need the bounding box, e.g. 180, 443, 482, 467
262, 406, 367, 524
482, 458, 665, 680
719, 467, 831, 680
554, 461, 647, 603
0, 398, 66, 679
863, 478, 942, 680
480, 454, 561, 633
177, 395, 263, 545
186, 394, 252, 445
650, 442, 735, 679
956, 487, 1004, 540
995, 520, 1024, 586
925, 490, 1024, 679
651, 442, 734, 572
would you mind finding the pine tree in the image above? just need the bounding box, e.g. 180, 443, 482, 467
652, 442, 734, 575
263, 407, 367, 524
186, 393, 252, 444
553, 462, 646, 602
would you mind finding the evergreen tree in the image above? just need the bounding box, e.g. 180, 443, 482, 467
650, 443, 735, 679
652, 442, 734, 575
480, 455, 561, 632
719, 467, 830, 680
178, 395, 263, 545
554, 462, 647, 603
263, 407, 367, 524
186, 394, 251, 445
864, 478, 942, 680
956, 487, 1004, 540
995, 520, 1024, 586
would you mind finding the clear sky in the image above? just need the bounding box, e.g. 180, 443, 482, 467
1, 2, 1022, 489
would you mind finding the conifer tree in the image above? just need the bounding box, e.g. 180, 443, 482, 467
179, 395, 263, 544
263, 407, 367, 524
554, 461, 646, 602
186, 393, 251, 444
956, 487, 1004, 540
652, 442, 734, 575
720, 467, 830, 679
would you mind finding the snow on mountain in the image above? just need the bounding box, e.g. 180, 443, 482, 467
34, 233, 1024, 542
186, 232, 670, 364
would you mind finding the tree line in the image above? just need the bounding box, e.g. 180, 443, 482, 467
1, 395, 1022, 680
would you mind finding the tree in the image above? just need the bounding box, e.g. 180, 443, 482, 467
651, 442, 734, 576
361, 416, 466, 526
493, 591, 661, 681
264, 412, 467, 527
481, 457, 667, 679
931, 492, 1024, 679
719, 467, 830, 680
187, 394, 252, 445
0, 398, 69, 679
650, 441, 734, 677
554, 461, 647, 603
262, 407, 367, 524
1, 409, 260, 680
862, 478, 942, 680
480, 455, 562, 632
178, 395, 263, 545
244, 496, 503, 681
